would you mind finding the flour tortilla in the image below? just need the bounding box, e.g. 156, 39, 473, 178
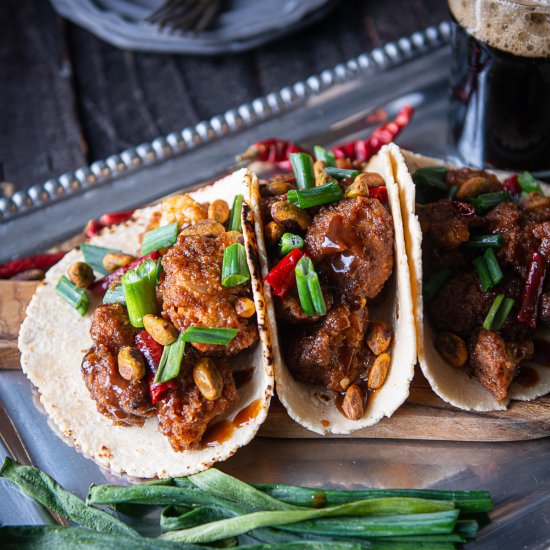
248, 146, 416, 435
19, 168, 274, 479
389, 146, 550, 410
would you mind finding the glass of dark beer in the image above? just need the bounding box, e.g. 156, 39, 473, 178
448, 0, 550, 178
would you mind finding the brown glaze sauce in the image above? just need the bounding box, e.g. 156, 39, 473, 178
321, 420, 330, 428
321, 214, 363, 256
234, 368, 255, 388
234, 398, 263, 427
515, 366, 540, 387
532, 339, 550, 367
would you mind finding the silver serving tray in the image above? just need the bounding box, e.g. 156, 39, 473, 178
1, 22, 549, 549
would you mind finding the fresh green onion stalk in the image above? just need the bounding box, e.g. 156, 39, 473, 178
484, 248, 503, 286
121, 259, 159, 327
423, 269, 452, 301
229, 195, 244, 232
518, 171, 542, 194
81, 244, 122, 275
103, 284, 126, 306
278, 233, 304, 257
183, 327, 238, 345
221, 243, 250, 287
290, 153, 315, 189
141, 222, 179, 256
287, 181, 343, 209
55, 275, 90, 317
464, 235, 504, 248
324, 167, 360, 180
491, 297, 515, 331
313, 146, 336, 167
154, 334, 185, 383
295, 256, 326, 316
482, 295, 505, 330
473, 257, 492, 292
470, 192, 511, 214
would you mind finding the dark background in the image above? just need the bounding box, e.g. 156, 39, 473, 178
0, 0, 447, 191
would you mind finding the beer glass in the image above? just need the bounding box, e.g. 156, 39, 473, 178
448, 0, 550, 178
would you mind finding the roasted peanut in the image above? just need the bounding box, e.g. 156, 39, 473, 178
345, 175, 371, 198
341, 384, 365, 420
455, 177, 488, 199
225, 230, 244, 245
102, 252, 135, 272
520, 192, 550, 211
314, 160, 326, 177
368, 353, 391, 390
118, 347, 146, 381
235, 297, 256, 318
264, 220, 285, 245
336, 158, 353, 170
260, 181, 293, 196
271, 201, 311, 232
160, 193, 207, 226
366, 321, 393, 355
339, 377, 351, 390
143, 314, 178, 346
67, 261, 95, 288
315, 171, 333, 187
208, 199, 230, 224
193, 358, 223, 401
180, 219, 225, 237
435, 332, 468, 368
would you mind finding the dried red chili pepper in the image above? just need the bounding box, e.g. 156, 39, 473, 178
502, 175, 521, 197
135, 330, 176, 403
99, 209, 135, 226
0, 252, 65, 279
518, 250, 547, 328
449, 201, 476, 216
264, 248, 305, 298
369, 186, 388, 204
89, 250, 160, 296
84, 219, 103, 238
332, 105, 414, 161
236, 139, 306, 164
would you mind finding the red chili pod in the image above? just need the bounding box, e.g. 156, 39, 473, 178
264, 248, 305, 298
503, 175, 521, 197
369, 186, 388, 205
98, 209, 135, 226
84, 219, 102, 238
0, 252, 66, 279
518, 250, 547, 328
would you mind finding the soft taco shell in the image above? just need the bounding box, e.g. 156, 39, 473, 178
389, 145, 550, 411
248, 146, 416, 435
18, 169, 274, 478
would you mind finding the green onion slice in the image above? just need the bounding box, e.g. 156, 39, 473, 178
492, 297, 515, 331
221, 243, 250, 287
290, 152, 315, 189
484, 248, 503, 286
448, 185, 458, 200
423, 268, 452, 301
184, 327, 238, 345
412, 166, 448, 190
278, 233, 304, 257
229, 195, 244, 232
482, 294, 505, 330
324, 167, 360, 180
470, 192, 511, 213
103, 284, 126, 306
313, 146, 336, 167
141, 222, 178, 256
295, 256, 326, 316
518, 171, 542, 195
464, 235, 504, 248
80, 244, 122, 275
55, 275, 90, 317
287, 181, 343, 209
473, 257, 492, 292
121, 259, 158, 327
154, 333, 185, 383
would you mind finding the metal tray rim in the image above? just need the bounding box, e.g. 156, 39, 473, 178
0, 20, 451, 222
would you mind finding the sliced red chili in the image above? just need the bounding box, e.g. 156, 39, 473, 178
89, 250, 160, 296
84, 219, 103, 238
369, 186, 388, 204
264, 248, 305, 298
0, 252, 65, 279
502, 175, 521, 197
99, 209, 135, 226
236, 139, 305, 164
518, 250, 547, 328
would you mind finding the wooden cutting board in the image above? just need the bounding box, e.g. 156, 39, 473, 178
1, 280, 548, 442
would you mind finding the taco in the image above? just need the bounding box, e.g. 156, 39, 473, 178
247, 146, 416, 434
19, 168, 274, 478
390, 145, 550, 411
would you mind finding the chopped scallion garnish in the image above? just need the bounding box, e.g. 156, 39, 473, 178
412, 166, 448, 191
324, 167, 360, 180
295, 256, 326, 316
484, 248, 503, 286
229, 195, 244, 232
221, 243, 250, 287
289, 152, 315, 189
482, 294, 504, 330
287, 181, 342, 209
492, 297, 515, 331
55, 275, 90, 316
423, 268, 452, 301
464, 235, 504, 249
518, 171, 542, 195
470, 192, 511, 214
80, 244, 122, 275
183, 327, 238, 345
278, 233, 304, 257
473, 257, 492, 292
103, 284, 126, 306
313, 145, 336, 167
141, 222, 178, 256
121, 259, 158, 327
154, 333, 185, 383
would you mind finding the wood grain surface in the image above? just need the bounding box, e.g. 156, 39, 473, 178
3, 280, 548, 442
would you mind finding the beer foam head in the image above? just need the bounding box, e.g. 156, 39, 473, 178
449, 0, 550, 58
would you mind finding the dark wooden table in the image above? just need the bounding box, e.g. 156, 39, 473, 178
0, 0, 447, 192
